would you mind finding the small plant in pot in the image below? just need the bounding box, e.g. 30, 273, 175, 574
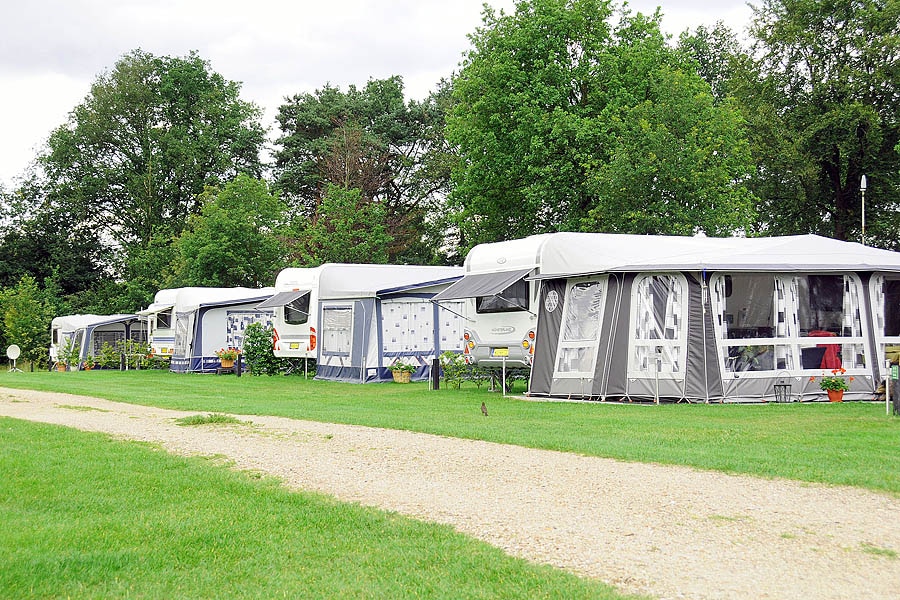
813, 367, 853, 402
215, 347, 240, 367
388, 360, 416, 383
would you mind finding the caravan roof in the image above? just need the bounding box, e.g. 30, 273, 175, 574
172, 287, 275, 311
52, 314, 138, 332
316, 264, 462, 300
532, 233, 900, 278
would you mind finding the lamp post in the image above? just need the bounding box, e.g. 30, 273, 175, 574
860, 174, 867, 245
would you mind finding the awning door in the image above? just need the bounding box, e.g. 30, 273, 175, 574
431, 268, 532, 301
255, 290, 310, 310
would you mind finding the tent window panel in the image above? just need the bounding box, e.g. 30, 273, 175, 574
475, 278, 529, 314
883, 278, 900, 337
93, 331, 124, 356
322, 307, 353, 356
174, 313, 192, 356
631, 274, 687, 375
721, 274, 775, 339
157, 310, 172, 329
554, 279, 606, 377
284, 294, 311, 325
797, 275, 845, 335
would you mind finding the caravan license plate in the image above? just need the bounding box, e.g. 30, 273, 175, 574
289, 343, 301, 350
491, 347, 509, 357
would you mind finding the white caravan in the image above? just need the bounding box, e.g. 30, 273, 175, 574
139, 287, 274, 372
432, 235, 552, 369
257, 267, 323, 359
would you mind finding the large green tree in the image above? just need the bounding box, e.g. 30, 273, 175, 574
175, 175, 288, 288
38, 49, 266, 264
447, 0, 756, 247
274, 77, 449, 262
740, 0, 900, 246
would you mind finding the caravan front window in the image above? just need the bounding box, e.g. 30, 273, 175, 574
284, 293, 311, 325
157, 310, 172, 329
554, 279, 606, 376
629, 274, 687, 376
476, 278, 529, 313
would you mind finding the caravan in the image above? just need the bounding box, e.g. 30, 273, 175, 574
276, 263, 462, 383
50, 314, 147, 369
525, 233, 900, 402
257, 267, 323, 360
432, 235, 552, 370
140, 287, 274, 372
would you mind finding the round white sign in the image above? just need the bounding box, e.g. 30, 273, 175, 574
545, 290, 560, 313
7, 344, 21, 360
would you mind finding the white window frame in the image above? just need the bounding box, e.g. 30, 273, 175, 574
553, 277, 608, 379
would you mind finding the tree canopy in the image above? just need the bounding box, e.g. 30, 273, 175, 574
446, 0, 757, 248
739, 0, 900, 246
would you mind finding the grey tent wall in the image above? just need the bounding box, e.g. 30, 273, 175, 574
683, 273, 725, 402
529, 279, 566, 396
592, 274, 630, 398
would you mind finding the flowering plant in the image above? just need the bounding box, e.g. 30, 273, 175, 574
813, 367, 853, 391
215, 347, 240, 361
388, 360, 417, 373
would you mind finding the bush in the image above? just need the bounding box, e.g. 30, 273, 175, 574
243, 323, 301, 376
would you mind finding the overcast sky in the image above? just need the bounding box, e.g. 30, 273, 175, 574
0, 0, 753, 187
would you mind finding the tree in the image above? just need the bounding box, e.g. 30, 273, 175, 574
447, 0, 756, 247
175, 175, 288, 288
292, 185, 393, 265
0, 275, 54, 367
274, 77, 450, 262
38, 49, 266, 264
741, 0, 900, 246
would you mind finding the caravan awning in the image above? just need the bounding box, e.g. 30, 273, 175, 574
431, 268, 532, 301
137, 303, 174, 316
255, 290, 309, 309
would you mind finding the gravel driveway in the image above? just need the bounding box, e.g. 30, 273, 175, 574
2, 386, 899, 599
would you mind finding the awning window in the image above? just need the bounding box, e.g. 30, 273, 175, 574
255, 290, 310, 309
431, 268, 532, 301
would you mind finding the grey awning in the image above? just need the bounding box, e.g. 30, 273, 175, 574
431, 268, 532, 301
255, 290, 309, 309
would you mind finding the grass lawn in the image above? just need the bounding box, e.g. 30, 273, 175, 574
2, 369, 899, 494
0, 418, 636, 599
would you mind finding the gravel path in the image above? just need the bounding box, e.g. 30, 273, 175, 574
2, 386, 899, 599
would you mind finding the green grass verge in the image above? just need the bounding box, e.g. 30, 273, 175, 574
2, 370, 900, 494
0, 418, 635, 599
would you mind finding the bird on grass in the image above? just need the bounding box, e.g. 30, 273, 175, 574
481, 401, 488, 417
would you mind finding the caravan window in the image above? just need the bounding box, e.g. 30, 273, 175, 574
630, 274, 687, 376
284, 293, 311, 325
156, 310, 172, 329
476, 278, 529, 314
554, 279, 606, 376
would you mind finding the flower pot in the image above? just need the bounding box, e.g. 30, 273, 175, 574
220, 359, 235, 369
392, 370, 411, 384
57, 363, 67, 372
827, 389, 844, 402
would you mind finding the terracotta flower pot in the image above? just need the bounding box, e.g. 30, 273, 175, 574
827, 389, 844, 402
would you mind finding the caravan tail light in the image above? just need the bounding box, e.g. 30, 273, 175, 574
523, 329, 536, 364
308, 327, 317, 352
273, 327, 280, 351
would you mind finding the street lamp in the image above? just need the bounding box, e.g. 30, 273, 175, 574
860, 174, 867, 245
